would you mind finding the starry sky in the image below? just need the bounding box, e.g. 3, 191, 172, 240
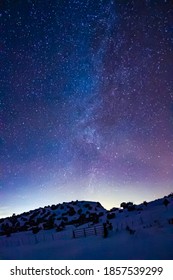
1, 0, 173, 218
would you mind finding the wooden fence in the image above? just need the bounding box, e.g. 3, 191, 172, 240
0, 229, 71, 248
0, 225, 104, 248
72, 224, 104, 238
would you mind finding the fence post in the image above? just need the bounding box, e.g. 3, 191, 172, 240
84, 228, 86, 237
72, 230, 75, 238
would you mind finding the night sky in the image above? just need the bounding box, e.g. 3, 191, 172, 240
1, 0, 173, 218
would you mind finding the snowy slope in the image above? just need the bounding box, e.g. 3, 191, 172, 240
0, 200, 106, 236
0, 194, 173, 260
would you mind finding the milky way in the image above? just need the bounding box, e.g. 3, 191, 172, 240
1, 0, 173, 217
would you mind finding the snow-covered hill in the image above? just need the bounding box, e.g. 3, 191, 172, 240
0, 200, 106, 236
0, 194, 173, 260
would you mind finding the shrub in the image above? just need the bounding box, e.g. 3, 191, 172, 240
32, 227, 40, 234
68, 207, 76, 216
84, 203, 90, 208
143, 201, 148, 207
163, 199, 170, 207
110, 207, 119, 212
62, 217, 68, 222
96, 202, 102, 207
51, 204, 58, 210
43, 216, 55, 230
107, 212, 116, 219
84, 203, 92, 210
77, 209, 82, 215
120, 202, 127, 209
89, 213, 99, 224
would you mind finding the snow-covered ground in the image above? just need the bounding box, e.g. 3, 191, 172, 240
0, 195, 173, 260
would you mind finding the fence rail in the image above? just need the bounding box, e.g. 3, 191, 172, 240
73, 224, 104, 238
0, 225, 104, 248
0, 229, 71, 248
